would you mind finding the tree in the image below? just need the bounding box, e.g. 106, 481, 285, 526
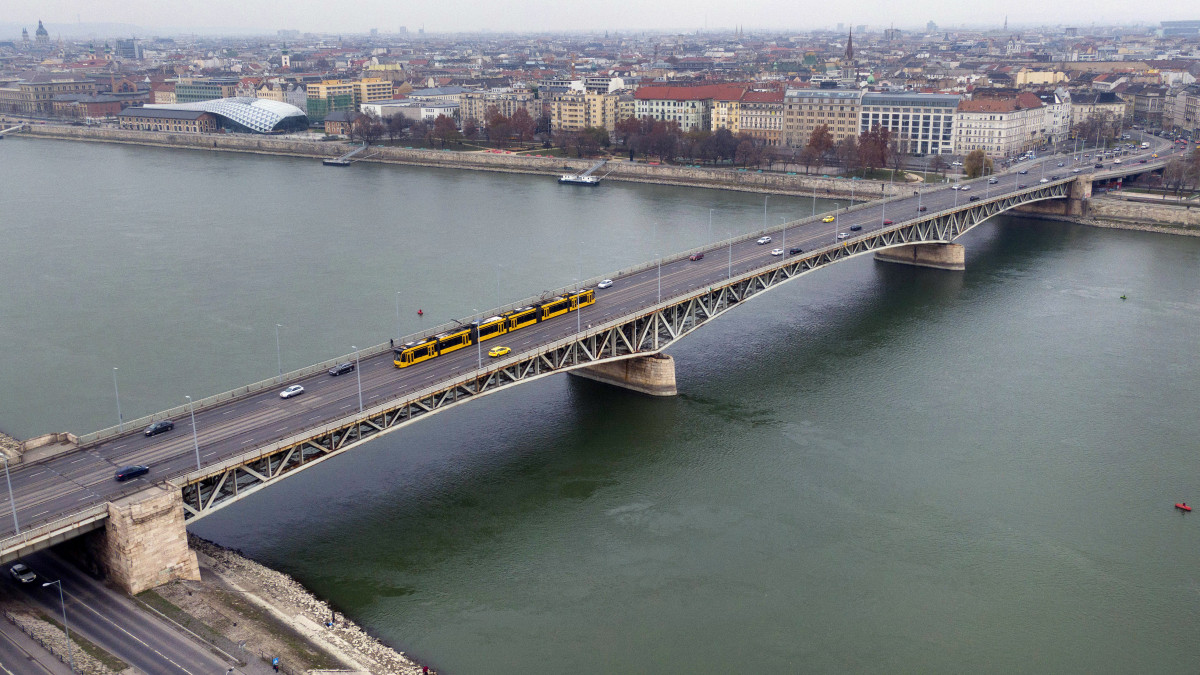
408, 120, 430, 145
805, 125, 834, 168
929, 154, 947, 177
800, 145, 821, 174
614, 116, 641, 147
1163, 159, 1187, 195
462, 117, 480, 140
352, 113, 383, 145
432, 114, 461, 147
858, 124, 891, 170
510, 108, 536, 143
963, 149, 994, 178
835, 136, 859, 173
385, 114, 410, 143
484, 105, 510, 142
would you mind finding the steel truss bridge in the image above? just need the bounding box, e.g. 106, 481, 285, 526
179, 179, 1077, 521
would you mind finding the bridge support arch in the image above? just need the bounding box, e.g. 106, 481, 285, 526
874, 243, 965, 271
85, 486, 200, 595
570, 353, 677, 396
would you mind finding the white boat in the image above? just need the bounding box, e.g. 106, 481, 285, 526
558, 174, 599, 186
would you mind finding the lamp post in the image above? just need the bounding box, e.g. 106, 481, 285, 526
834, 203, 839, 243
473, 309, 483, 369
727, 229, 733, 279
395, 292, 401, 341
708, 208, 713, 243
812, 184, 817, 218
42, 579, 74, 673
186, 396, 201, 471
274, 324, 283, 383
112, 367, 123, 432
495, 264, 503, 310
352, 346, 362, 413
656, 255, 662, 303
762, 194, 768, 231
2, 454, 17, 535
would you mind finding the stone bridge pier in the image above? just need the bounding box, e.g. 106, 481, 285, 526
79, 486, 200, 595
570, 353, 677, 396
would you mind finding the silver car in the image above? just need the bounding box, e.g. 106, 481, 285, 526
280, 385, 305, 399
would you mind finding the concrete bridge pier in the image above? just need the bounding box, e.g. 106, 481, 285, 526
84, 486, 200, 595
1013, 175, 1092, 217
570, 353, 678, 396
874, 243, 965, 271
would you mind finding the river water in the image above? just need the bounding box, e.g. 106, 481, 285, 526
3, 137, 1199, 673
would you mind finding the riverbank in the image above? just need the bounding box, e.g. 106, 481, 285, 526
1029, 195, 1200, 237
143, 534, 432, 674
14, 123, 900, 200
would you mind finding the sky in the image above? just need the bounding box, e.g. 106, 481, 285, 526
4, 0, 1195, 37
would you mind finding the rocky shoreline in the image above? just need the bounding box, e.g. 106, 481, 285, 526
164, 534, 433, 674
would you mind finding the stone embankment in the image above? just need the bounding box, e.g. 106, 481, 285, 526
0, 430, 19, 463
1031, 195, 1200, 236
173, 536, 431, 675
19, 124, 901, 200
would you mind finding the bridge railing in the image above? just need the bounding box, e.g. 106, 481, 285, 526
0, 504, 108, 556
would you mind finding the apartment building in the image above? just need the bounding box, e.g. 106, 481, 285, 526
710, 88, 744, 134
585, 92, 620, 131
1163, 84, 1200, 135
857, 92, 960, 155
783, 88, 863, 148
952, 92, 1045, 158
306, 78, 394, 121
551, 91, 587, 132
0, 76, 98, 115
117, 108, 218, 133
459, 90, 539, 124
634, 84, 744, 132
739, 90, 785, 146
174, 78, 239, 103
1071, 91, 1129, 125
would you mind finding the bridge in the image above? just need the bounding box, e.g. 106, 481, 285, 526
0, 136, 1178, 593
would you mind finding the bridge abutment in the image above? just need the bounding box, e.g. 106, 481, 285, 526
86, 486, 200, 595
874, 243, 965, 271
1013, 175, 1092, 217
570, 353, 677, 396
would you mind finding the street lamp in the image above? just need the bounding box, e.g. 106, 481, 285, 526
352, 346, 362, 413
708, 208, 713, 243
186, 396, 201, 471
762, 194, 769, 231
833, 203, 840, 242
473, 309, 482, 370
112, 367, 123, 432
274, 324, 283, 383
656, 255, 662, 303
727, 229, 733, 279
1, 454, 18, 534
42, 579, 74, 674
395, 292, 402, 342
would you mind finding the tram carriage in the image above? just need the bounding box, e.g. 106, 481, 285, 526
393, 289, 596, 368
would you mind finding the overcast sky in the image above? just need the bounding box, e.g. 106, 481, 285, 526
6, 0, 1194, 37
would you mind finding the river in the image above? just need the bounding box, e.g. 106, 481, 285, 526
3, 137, 1199, 673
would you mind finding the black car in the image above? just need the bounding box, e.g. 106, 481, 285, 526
788, 247, 803, 255
1095, 163, 1104, 168
1018, 184, 1028, 189
114, 465, 149, 482
143, 420, 174, 437
328, 362, 355, 376
968, 195, 980, 201
1018, 170, 1028, 174
849, 225, 862, 231
918, 206, 927, 212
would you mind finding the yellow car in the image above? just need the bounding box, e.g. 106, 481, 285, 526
488, 346, 511, 358
821, 215, 836, 223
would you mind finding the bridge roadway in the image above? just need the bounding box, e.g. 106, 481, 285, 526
0, 133, 1179, 552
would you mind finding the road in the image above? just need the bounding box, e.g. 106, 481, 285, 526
8, 550, 239, 674
0, 131, 1178, 546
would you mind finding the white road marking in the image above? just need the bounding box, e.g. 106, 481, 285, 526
70, 457, 87, 464
28, 471, 45, 478
241, 439, 254, 444
66, 589, 199, 675
112, 444, 125, 450
77, 494, 92, 501
340, 404, 352, 409
31, 510, 48, 518
275, 427, 287, 432
222, 409, 236, 415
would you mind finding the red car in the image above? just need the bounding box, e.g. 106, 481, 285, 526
689, 252, 704, 261
883, 219, 894, 225
917, 206, 927, 212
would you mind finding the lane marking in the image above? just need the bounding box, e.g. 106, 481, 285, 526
64, 589, 200, 675
241, 439, 255, 445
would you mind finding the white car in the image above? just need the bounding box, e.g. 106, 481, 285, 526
596, 279, 613, 289
951, 160, 963, 166
280, 385, 304, 399
960, 185, 970, 191
770, 248, 784, 256
756, 236, 772, 245
951, 184, 962, 190
1039, 177, 1049, 183
837, 233, 849, 240
988, 178, 999, 184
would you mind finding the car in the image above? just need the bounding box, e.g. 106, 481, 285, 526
821, 215, 835, 223
1071, 168, 1082, 173
988, 178, 999, 184
788, 247, 803, 255
1039, 178, 1049, 183
596, 279, 613, 289
487, 345, 511, 358
960, 185, 970, 191
951, 184, 962, 190
1018, 170, 1028, 174
114, 465, 149, 482
968, 195, 980, 201
756, 236, 772, 245
849, 224, 862, 231
883, 219, 894, 225
1113, 158, 1122, 164
1057, 162, 1065, 167
1018, 183, 1028, 189
9, 563, 35, 583
837, 233, 849, 240
328, 362, 355, 376
279, 385, 304, 399
1153, 153, 1158, 158
1094, 163, 1104, 168
1050, 175, 1059, 180
1137, 159, 1148, 164
951, 160, 963, 166
770, 248, 784, 256
143, 420, 174, 437
917, 206, 927, 212
689, 252, 705, 261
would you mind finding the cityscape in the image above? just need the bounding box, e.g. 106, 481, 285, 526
1, 12, 1200, 675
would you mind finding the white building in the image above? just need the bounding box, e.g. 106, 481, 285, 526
953, 92, 1047, 158
859, 92, 960, 155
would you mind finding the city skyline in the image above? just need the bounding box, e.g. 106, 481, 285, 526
4, 0, 1197, 37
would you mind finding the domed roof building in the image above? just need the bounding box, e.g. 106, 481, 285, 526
143, 97, 308, 133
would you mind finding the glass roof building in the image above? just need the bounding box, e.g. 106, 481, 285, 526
143, 97, 308, 133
